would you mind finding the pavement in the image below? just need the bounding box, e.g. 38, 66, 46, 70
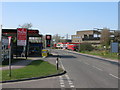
0, 57, 43, 70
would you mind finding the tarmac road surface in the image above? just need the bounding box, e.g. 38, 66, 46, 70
2, 49, 119, 89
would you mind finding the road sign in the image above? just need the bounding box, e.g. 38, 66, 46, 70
17, 28, 27, 46
111, 42, 119, 53
42, 49, 48, 57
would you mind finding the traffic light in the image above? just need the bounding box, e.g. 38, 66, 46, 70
46, 35, 52, 47
46, 35, 52, 40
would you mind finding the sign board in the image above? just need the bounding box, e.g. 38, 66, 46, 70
111, 42, 119, 53
2, 38, 9, 45
17, 28, 27, 46
42, 49, 48, 57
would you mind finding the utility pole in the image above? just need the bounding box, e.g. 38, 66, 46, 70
0, 25, 2, 64
66, 34, 68, 42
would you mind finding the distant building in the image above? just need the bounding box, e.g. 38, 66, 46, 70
71, 30, 115, 45
71, 30, 101, 45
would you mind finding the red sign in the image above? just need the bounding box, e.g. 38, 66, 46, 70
17, 28, 27, 46
8, 36, 12, 48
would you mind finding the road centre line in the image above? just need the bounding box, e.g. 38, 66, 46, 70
109, 74, 120, 79
92, 66, 103, 71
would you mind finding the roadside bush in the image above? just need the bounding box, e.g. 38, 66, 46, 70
80, 43, 94, 52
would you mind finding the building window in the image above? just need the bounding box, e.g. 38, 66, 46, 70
89, 35, 93, 38
84, 35, 88, 39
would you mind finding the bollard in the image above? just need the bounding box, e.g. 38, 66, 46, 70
56, 57, 59, 70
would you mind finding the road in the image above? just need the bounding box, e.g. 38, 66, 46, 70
2, 49, 119, 89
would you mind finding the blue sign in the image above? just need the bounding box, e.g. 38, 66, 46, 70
111, 42, 119, 53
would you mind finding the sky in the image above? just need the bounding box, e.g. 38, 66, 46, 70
1, 2, 118, 38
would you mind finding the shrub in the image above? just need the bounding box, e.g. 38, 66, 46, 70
80, 43, 94, 52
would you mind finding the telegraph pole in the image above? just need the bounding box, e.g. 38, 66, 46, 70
0, 25, 2, 64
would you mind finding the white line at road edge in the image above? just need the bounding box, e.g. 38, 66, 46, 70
59, 58, 65, 71
92, 66, 103, 71
109, 74, 120, 79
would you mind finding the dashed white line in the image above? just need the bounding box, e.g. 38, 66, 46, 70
59, 76, 65, 88
70, 85, 75, 88
109, 74, 120, 79
65, 74, 76, 89
92, 66, 103, 71
59, 54, 76, 89
84, 62, 90, 65
60, 84, 65, 87
69, 82, 73, 85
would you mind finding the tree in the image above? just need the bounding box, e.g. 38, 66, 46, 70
100, 28, 111, 47
114, 30, 120, 42
19, 23, 32, 29
52, 34, 66, 43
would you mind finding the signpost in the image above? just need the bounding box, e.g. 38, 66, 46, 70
17, 28, 27, 46
17, 28, 27, 59
8, 36, 12, 77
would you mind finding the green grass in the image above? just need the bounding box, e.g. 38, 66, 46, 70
1, 60, 63, 81
80, 51, 118, 60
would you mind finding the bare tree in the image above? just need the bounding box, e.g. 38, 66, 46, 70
19, 23, 32, 29
100, 28, 110, 47
52, 34, 66, 43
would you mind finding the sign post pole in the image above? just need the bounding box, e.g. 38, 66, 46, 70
8, 36, 12, 77
26, 29, 28, 59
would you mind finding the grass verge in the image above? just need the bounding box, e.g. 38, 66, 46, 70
1, 60, 63, 81
80, 51, 118, 60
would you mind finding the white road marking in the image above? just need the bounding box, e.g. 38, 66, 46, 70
59, 58, 65, 71
69, 82, 73, 85
60, 84, 65, 87
84, 62, 90, 65
109, 74, 120, 79
70, 85, 75, 88
59, 76, 65, 88
92, 66, 103, 71
64, 74, 76, 89
58, 53, 76, 89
